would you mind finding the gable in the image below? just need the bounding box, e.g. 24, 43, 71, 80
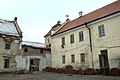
0, 18, 22, 37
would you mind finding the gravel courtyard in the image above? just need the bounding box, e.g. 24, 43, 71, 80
0, 71, 120, 80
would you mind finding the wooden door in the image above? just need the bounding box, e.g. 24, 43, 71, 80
99, 50, 109, 75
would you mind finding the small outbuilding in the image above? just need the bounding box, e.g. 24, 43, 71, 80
17, 41, 51, 71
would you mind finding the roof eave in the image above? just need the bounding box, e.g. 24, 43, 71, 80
22, 45, 50, 50
52, 11, 120, 37
13, 18, 23, 38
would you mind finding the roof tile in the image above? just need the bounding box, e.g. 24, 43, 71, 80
55, 1, 120, 35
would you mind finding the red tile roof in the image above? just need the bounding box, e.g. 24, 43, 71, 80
54, 0, 120, 35
44, 21, 61, 37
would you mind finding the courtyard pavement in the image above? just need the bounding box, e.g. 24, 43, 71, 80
0, 71, 120, 80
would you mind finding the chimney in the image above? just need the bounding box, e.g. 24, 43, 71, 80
79, 11, 83, 17
14, 17, 17, 21
57, 20, 61, 24
65, 15, 70, 21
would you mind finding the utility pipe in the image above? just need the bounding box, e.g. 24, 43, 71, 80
85, 22, 94, 68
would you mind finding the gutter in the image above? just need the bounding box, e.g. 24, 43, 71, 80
85, 22, 94, 68
85, 22, 92, 52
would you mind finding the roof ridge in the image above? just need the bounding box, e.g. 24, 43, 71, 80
0, 18, 21, 37
71, 1, 117, 22
0, 18, 13, 22
13, 17, 23, 37
53, 0, 119, 35
52, 20, 70, 36
23, 41, 45, 45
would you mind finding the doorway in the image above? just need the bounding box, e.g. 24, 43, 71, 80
4, 58, 10, 68
30, 59, 40, 71
99, 50, 109, 75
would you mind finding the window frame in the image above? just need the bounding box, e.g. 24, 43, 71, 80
70, 34, 74, 44
80, 53, 85, 63
79, 31, 84, 41
62, 55, 65, 64
98, 25, 105, 37
71, 54, 75, 63
48, 38, 49, 43
24, 48, 28, 52
40, 50, 43, 53
4, 58, 10, 68
62, 37, 65, 45
5, 41, 11, 49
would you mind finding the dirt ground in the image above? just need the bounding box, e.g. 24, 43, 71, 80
0, 71, 120, 80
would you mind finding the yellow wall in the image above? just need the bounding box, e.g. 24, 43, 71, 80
91, 14, 120, 69
51, 25, 92, 68
51, 13, 120, 69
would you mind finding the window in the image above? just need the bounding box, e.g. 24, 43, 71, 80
48, 44, 51, 47
5, 41, 11, 49
98, 25, 105, 37
62, 37, 65, 45
48, 38, 49, 43
79, 31, 84, 41
70, 34, 74, 44
71, 54, 75, 63
62, 55, 65, 64
24, 48, 28, 52
80, 53, 85, 62
40, 50, 43, 53
4, 58, 10, 68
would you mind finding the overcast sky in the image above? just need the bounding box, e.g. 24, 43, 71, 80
0, 0, 116, 43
